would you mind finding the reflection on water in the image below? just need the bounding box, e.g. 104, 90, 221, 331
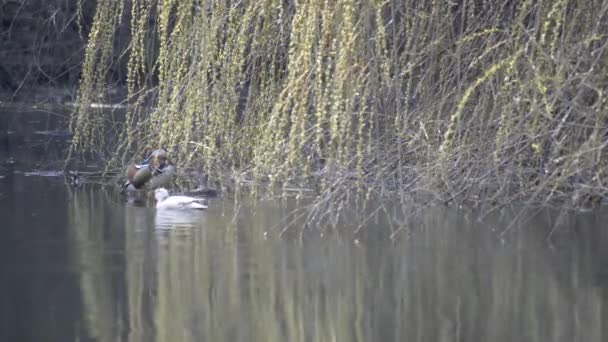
154, 209, 207, 230
2, 108, 608, 341
1, 176, 608, 342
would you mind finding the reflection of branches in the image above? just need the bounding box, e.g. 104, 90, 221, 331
66, 185, 116, 341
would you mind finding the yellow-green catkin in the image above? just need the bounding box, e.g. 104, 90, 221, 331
70, 0, 608, 210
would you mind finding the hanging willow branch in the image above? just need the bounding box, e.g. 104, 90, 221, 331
71, 0, 608, 209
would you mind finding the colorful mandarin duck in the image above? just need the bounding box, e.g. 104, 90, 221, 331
123, 149, 175, 191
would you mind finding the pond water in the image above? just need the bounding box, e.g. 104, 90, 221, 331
2, 108, 608, 342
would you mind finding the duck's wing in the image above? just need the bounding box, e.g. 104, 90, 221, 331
147, 164, 175, 189
187, 201, 208, 209
124, 164, 154, 189
131, 166, 153, 189
172, 196, 208, 209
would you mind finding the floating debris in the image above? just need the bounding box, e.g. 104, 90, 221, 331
65, 101, 127, 109
33, 130, 72, 137
185, 187, 220, 198
23, 170, 64, 177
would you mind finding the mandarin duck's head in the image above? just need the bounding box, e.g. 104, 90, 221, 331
148, 149, 174, 172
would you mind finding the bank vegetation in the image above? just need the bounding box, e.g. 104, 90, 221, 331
68, 0, 608, 213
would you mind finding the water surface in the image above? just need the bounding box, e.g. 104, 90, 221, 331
2, 107, 608, 342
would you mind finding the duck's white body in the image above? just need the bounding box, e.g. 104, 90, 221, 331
154, 188, 208, 210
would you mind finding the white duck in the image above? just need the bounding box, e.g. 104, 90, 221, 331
154, 188, 208, 210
